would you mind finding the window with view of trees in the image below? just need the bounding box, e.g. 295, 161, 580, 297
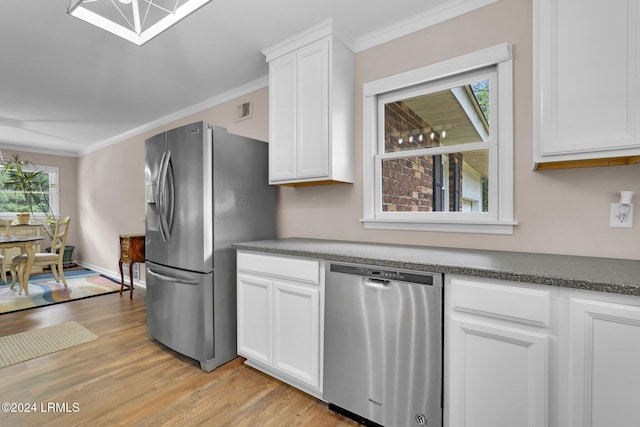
0, 164, 59, 216
362, 44, 515, 234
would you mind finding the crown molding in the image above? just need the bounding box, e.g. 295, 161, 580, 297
78, 74, 269, 156
354, 0, 500, 52
0, 143, 80, 158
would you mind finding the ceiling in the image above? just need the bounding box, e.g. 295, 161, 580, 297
0, 0, 483, 157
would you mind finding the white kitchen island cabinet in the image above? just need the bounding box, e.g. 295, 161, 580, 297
236, 250, 324, 398
558, 288, 640, 427
533, 0, 640, 170
262, 18, 354, 186
445, 275, 557, 427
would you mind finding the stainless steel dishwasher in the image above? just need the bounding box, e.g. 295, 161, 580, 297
323, 262, 443, 427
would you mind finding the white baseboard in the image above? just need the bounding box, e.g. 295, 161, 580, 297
76, 260, 147, 289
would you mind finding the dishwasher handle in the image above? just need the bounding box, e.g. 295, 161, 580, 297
363, 277, 392, 289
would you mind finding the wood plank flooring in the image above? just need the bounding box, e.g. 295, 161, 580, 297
0, 288, 359, 427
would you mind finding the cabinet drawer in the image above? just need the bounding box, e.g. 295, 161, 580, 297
448, 276, 552, 327
238, 251, 320, 285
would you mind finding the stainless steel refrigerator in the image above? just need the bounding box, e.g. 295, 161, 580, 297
144, 121, 274, 372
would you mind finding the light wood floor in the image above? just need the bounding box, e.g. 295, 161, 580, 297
0, 287, 359, 427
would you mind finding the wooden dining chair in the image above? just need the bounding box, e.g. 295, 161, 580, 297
11, 216, 71, 289
0, 219, 13, 284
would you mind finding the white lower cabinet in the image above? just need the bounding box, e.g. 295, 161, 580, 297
272, 280, 320, 387
445, 275, 557, 427
558, 289, 640, 427
237, 274, 272, 366
447, 275, 640, 427
236, 254, 640, 423
236, 251, 323, 398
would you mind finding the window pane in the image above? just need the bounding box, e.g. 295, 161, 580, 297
384, 79, 491, 153
381, 150, 489, 212
0, 168, 51, 214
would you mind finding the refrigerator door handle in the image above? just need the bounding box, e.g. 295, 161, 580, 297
164, 153, 175, 237
156, 151, 167, 242
147, 267, 200, 285
158, 151, 172, 242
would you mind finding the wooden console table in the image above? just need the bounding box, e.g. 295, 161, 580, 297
118, 234, 145, 299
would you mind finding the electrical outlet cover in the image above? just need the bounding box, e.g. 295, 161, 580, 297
610, 203, 634, 228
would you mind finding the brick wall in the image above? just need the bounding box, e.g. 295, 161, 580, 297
382, 156, 434, 211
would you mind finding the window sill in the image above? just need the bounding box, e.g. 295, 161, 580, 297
361, 218, 517, 235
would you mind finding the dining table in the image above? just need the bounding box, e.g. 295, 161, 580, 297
0, 235, 45, 296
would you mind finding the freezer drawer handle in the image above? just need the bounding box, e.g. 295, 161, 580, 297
147, 268, 200, 285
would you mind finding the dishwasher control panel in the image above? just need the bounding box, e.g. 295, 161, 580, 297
329, 263, 442, 286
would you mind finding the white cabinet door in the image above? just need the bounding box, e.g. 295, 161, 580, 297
445, 275, 555, 427
533, 0, 640, 166
296, 38, 329, 179
272, 280, 320, 388
269, 53, 297, 182
448, 317, 548, 427
559, 292, 640, 427
237, 274, 272, 365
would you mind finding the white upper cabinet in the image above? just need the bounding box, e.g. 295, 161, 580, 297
533, 0, 640, 169
263, 18, 354, 186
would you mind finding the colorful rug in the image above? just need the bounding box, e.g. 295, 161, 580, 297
0, 269, 126, 315
0, 321, 98, 368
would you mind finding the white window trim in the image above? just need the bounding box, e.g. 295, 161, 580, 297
361, 43, 516, 235
36, 165, 60, 218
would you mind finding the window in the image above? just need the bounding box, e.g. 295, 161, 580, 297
0, 164, 59, 217
362, 43, 516, 234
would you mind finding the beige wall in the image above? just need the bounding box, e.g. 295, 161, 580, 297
77, 0, 640, 276
77, 88, 270, 274
0, 149, 79, 251
276, 0, 640, 260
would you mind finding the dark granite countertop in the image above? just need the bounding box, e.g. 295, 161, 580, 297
234, 238, 640, 296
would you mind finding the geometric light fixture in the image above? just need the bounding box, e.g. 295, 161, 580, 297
67, 0, 212, 46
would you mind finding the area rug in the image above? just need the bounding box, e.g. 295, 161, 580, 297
0, 269, 127, 315
0, 321, 97, 368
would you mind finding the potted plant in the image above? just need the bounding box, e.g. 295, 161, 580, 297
16, 207, 31, 225
0, 155, 75, 263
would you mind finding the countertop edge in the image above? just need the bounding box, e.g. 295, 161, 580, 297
233, 239, 640, 297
